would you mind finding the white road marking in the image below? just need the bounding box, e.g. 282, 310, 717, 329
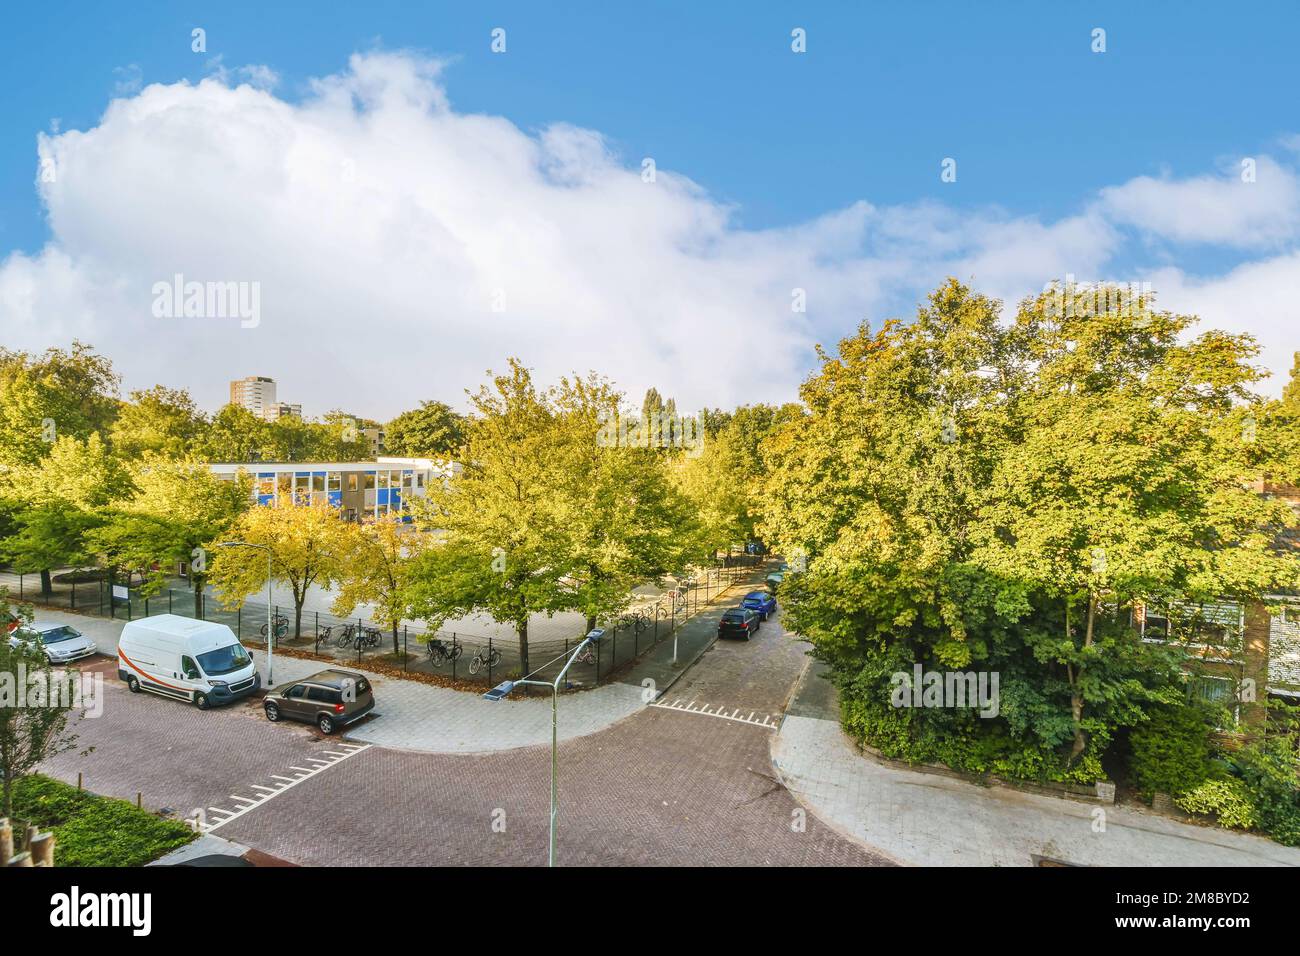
201, 743, 372, 833
649, 698, 780, 730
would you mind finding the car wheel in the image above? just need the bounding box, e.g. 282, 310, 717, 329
193, 692, 210, 710
317, 714, 335, 734
264, 702, 280, 722
126, 675, 140, 693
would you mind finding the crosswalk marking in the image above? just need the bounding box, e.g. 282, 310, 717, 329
198, 743, 372, 833
649, 697, 780, 729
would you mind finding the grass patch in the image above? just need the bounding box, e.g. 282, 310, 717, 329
10, 774, 197, 866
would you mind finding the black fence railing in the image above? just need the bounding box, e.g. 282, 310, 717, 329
1, 560, 761, 689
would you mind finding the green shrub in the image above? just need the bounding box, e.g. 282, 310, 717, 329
1174, 778, 1257, 829
1233, 738, 1300, 847
1128, 705, 1216, 798
12, 774, 196, 866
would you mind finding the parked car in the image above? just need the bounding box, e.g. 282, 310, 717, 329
740, 590, 777, 620
263, 669, 375, 734
718, 607, 761, 641
8, 621, 98, 664
765, 571, 784, 591
118, 614, 259, 709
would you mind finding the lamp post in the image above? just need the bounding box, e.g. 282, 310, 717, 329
483, 627, 604, 867
216, 541, 275, 686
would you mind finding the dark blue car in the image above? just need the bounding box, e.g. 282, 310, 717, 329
741, 590, 777, 620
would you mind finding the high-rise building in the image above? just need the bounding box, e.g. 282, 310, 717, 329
229, 376, 278, 419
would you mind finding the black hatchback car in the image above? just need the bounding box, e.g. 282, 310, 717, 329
718, 607, 761, 641
263, 669, 375, 734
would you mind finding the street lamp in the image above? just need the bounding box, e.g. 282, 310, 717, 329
483, 627, 604, 867
216, 541, 275, 686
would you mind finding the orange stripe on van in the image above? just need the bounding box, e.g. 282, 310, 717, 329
118, 649, 188, 692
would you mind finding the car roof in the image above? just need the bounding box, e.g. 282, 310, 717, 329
30, 620, 79, 633
742, 591, 769, 599
300, 669, 366, 689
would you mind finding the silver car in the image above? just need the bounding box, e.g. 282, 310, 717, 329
8, 621, 99, 664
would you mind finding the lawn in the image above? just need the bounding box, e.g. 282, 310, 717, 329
10, 774, 197, 866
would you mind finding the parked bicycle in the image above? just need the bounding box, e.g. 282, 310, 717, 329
349, 626, 382, 651
574, 643, 596, 665
468, 643, 502, 675
260, 613, 290, 639
335, 623, 359, 648
426, 636, 464, 667
619, 611, 651, 635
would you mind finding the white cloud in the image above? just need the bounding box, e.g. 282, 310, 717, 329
1, 51, 1298, 418
1099, 156, 1300, 248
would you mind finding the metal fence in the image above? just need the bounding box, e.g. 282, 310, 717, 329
1, 558, 762, 689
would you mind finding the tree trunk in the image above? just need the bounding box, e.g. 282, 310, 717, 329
518, 618, 529, 679
193, 577, 204, 619
39, 568, 52, 597
1068, 593, 1098, 763
586, 613, 597, 635
392, 623, 400, 656
293, 602, 303, 640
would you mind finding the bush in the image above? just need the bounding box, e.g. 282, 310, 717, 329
1233, 738, 1300, 847
1128, 705, 1216, 798
1174, 778, 1257, 829
12, 774, 196, 866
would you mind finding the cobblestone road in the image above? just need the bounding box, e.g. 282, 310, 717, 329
41, 604, 892, 866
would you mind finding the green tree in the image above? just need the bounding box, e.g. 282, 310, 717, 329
384, 400, 466, 458
109, 385, 207, 459
0, 434, 132, 595
206, 503, 349, 639
407, 361, 568, 677
554, 374, 694, 631
199, 404, 271, 462
0, 589, 83, 821
0, 342, 119, 467
86, 460, 252, 616
331, 515, 427, 654
759, 279, 1297, 782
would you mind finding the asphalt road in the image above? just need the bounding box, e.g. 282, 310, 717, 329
41, 609, 891, 867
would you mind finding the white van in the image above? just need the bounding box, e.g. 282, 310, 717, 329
117, 614, 260, 709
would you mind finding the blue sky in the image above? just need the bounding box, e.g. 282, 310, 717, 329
2, 1, 1299, 416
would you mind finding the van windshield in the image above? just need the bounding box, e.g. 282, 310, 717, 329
197, 643, 252, 676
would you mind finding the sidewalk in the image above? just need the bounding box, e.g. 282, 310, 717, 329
29, 570, 760, 755
772, 661, 1300, 866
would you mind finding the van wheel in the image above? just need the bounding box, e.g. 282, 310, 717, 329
264, 702, 280, 722
193, 692, 210, 710
317, 714, 335, 734
126, 675, 140, 693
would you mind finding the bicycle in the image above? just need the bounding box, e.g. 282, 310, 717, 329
468, 644, 503, 675
335, 623, 359, 648
260, 613, 290, 640
426, 636, 464, 667
574, 643, 596, 665
349, 627, 382, 652
625, 611, 651, 635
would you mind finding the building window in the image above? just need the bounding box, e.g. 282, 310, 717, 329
364, 472, 376, 490
347, 473, 358, 492
328, 472, 342, 492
